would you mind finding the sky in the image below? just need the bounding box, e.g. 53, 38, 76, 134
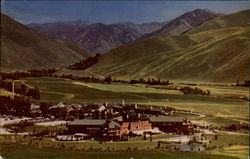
1, 1, 249, 24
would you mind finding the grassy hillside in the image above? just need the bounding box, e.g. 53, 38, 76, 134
187, 9, 249, 34
85, 26, 249, 82
1, 14, 92, 71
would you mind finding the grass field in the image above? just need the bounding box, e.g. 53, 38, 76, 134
0, 144, 239, 159
22, 77, 244, 104
20, 77, 249, 126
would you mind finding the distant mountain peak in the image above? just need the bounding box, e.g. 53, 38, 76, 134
137, 8, 222, 41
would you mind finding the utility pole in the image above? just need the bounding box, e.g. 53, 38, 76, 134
12, 80, 15, 100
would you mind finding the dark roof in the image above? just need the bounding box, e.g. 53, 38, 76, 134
68, 119, 106, 126
149, 117, 185, 123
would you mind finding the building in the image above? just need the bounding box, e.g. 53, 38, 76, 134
67, 119, 122, 140
67, 119, 107, 136
148, 116, 193, 134
119, 120, 152, 135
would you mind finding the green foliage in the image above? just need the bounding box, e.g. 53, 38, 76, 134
69, 53, 101, 70
180, 87, 210, 95
3, 120, 34, 133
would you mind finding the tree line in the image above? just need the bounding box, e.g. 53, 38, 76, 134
235, 80, 250, 87
129, 78, 170, 85
180, 87, 210, 95
0, 81, 40, 99
1, 68, 56, 80
0, 96, 31, 116
68, 53, 101, 70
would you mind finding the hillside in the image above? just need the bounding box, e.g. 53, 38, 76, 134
1, 14, 92, 71
137, 9, 221, 40
84, 26, 249, 82
28, 21, 166, 53
187, 9, 250, 34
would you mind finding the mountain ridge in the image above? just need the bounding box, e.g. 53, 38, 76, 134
137, 9, 222, 41
83, 9, 249, 82
28, 21, 167, 53
1, 14, 92, 71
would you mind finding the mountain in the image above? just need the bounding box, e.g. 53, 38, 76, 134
84, 9, 249, 83
85, 26, 249, 83
27, 9, 221, 54
187, 9, 250, 34
1, 14, 92, 71
28, 21, 167, 54
138, 9, 222, 40
112, 21, 168, 35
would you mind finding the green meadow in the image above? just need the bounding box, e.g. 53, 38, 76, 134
0, 144, 238, 159
21, 77, 248, 126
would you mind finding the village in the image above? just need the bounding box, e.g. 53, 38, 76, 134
0, 99, 218, 152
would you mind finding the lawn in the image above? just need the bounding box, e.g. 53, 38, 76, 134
206, 133, 249, 159
0, 144, 238, 159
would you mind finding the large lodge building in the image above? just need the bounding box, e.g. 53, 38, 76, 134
66, 106, 193, 141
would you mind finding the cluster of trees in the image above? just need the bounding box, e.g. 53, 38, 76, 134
180, 87, 210, 95
235, 80, 250, 87
0, 96, 31, 116
69, 54, 101, 70
3, 120, 34, 133
129, 78, 170, 85
0, 81, 40, 99
60, 74, 104, 83
225, 124, 249, 131
59, 74, 125, 84
1, 69, 56, 80
28, 69, 56, 77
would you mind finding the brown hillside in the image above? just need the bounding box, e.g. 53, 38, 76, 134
1, 14, 92, 71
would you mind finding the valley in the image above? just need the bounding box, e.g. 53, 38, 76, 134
0, 5, 249, 159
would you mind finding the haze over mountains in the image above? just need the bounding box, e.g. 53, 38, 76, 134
28, 9, 220, 53
1, 14, 92, 71
84, 9, 249, 82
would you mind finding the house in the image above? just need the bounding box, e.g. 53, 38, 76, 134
119, 120, 152, 135
148, 116, 193, 134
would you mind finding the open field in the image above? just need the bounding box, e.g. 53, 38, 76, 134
22, 77, 245, 104
0, 130, 248, 159
207, 132, 249, 159
0, 144, 238, 159
20, 77, 249, 126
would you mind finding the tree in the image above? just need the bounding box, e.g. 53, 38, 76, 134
40, 102, 49, 116
33, 86, 40, 99
104, 76, 112, 84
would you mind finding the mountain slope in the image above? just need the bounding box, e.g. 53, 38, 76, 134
1, 14, 92, 71
187, 9, 250, 34
83, 9, 249, 83
85, 26, 249, 82
28, 21, 166, 54
138, 9, 222, 40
